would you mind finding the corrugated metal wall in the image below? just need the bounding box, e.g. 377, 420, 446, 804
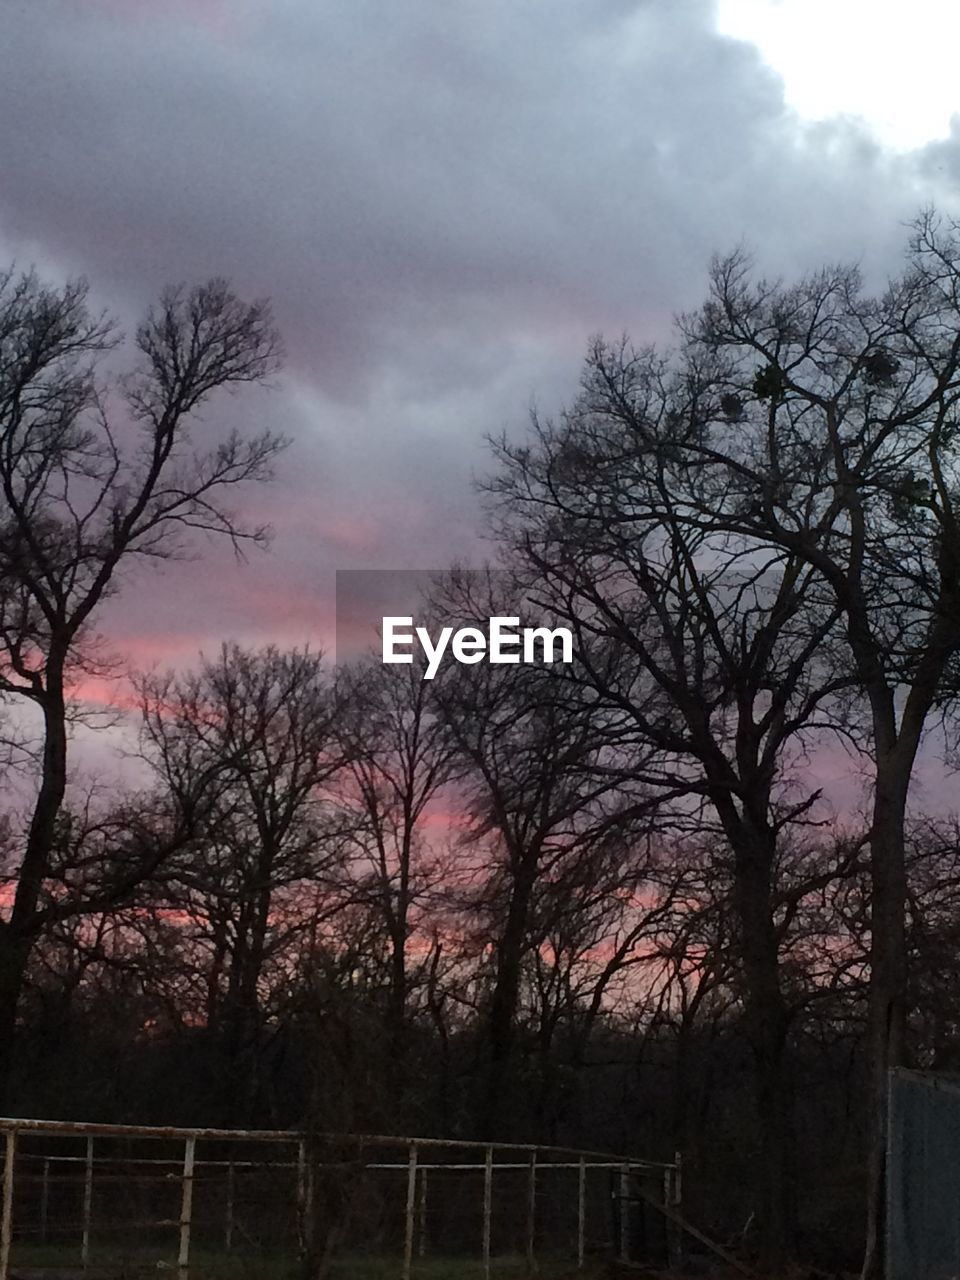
888, 1068, 960, 1280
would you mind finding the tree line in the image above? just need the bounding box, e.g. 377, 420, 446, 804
4, 213, 960, 1275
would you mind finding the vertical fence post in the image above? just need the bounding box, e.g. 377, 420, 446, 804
525, 1151, 536, 1273
296, 1138, 306, 1255
662, 1165, 675, 1267
482, 1146, 493, 1280
303, 1142, 316, 1264
40, 1158, 49, 1245
224, 1160, 235, 1251
402, 1143, 418, 1280
618, 1163, 630, 1262
418, 1165, 428, 1258
81, 1135, 93, 1267
0, 1130, 14, 1280
667, 1151, 683, 1267
178, 1136, 196, 1280
577, 1158, 586, 1269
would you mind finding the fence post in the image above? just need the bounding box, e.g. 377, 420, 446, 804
178, 1136, 196, 1280
668, 1151, 683, 1267
618, 1163, 630, 1262
224, 1159, 235, 1251
296, 1138, 306, 1255
0, 1130, 14, 1280
81, 1135, 93, 1267
418, 1165, 428, 1258
525, 1151, 536, 1273
577, 1158, 586, 1269
482, 1146, 493, 1280
402, 1143, 418, 1280
40, 1158, 49, 1245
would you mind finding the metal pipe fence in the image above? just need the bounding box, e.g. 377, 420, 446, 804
0, 1118, 680, 1278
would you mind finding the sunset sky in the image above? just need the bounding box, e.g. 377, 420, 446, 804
2, 0, 959, 796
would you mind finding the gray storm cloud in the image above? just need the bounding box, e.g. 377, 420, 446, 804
0, 0, 954, 667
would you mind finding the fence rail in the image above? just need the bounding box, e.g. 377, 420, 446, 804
0, 1117, 680, 1279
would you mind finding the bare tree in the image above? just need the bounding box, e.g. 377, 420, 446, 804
0, 268, 284, 1101
138, 644, 344, 1121
517, 829, 689, 1144
426, 572, 665, 1141
336, 655, 457, 1114
487, 339, 853, 1262
659, 211, 960, 1275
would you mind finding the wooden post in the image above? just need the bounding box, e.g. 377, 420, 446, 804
296, 1138, 306, 1254
482, 1146, 493, 1280
618, 1163, 630, 1262
525, 1151, 536, 1273
178, 1136, 196, 1280
303, 1149, 316, 1264
81, 1135, 93, 1267
417, 1165, 428, 1258
667, 1152, 683, 1268
577, 1158, 586, 1269
663, 1166, 674, 1266
402, 1144, 418, 1280
0, 1130, 14, 1280
224, 1160, 235, 1251
40, 1158, 49, 1245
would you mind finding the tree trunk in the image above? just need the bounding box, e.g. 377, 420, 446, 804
0, 680, 68, 1111
732, 837, 796, 1269
482, 854, 537, 1139
0, 929, 33, 1110
861, 760, 910, 1280
387, 923, 408, 1073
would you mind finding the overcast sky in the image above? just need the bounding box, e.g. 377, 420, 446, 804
1, 0, 958, 716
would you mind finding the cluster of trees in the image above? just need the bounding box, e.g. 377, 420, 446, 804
4, 213, 960, 1274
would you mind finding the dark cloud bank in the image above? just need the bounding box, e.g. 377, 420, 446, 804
0, 0, 956, 666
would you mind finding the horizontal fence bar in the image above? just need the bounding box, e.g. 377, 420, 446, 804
15, 1154, 641, 1171
14, 1220, 184, 1234
0, 1116, 675, 1168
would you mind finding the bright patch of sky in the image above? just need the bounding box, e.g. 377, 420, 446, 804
716, 0, 960, 151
